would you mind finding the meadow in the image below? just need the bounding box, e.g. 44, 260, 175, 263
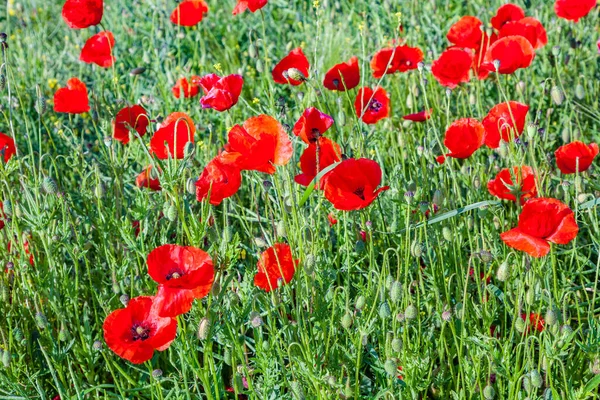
1, 0, 600, 398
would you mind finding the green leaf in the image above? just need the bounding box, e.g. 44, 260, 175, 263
298, 161, 341, 207
580, 198, 600, 210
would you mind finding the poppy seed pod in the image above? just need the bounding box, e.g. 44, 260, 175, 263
42, 177, 58, 194
355, 295, 366, 310
405, 304, 417, 320
379, 302, 392, 319
2, 349, 10, 368
529, 370, 542, 388
483, 385, 495, 400
341, 312, 353, 329
575, 84, 585, 100
92, 340, 103, 351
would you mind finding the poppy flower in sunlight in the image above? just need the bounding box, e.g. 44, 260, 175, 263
103, 296, 177, 364
402, 109, 432, 122
555, 141, 599, 174
80, 31, 115, 67
354, 87, 390, 124
0, 132, 16, 163
436, 118, 484, 164
487, 166, 537, 204
272, 48, 310, 85
554, 0, 597, 22
233, 0, 268, 15
149, 112, 195, 160
501, 198, 578, 258
254, 243, 298, 292
520, 313, 545, 333
499, 18, 547, 50
62, 0, 103, 29
323, 158, 390, 211
482, 35, 535, 74
323, 56, 360, 91
198, 74, 244, 112
172, 76, 201, 99
294, 137, 341, 188
170, 0, 209, 26
431, 48, 474, 88
222, 115, 292, 174
113, 105, 149, 144
491, 4, 525, 30
195, 155, 243, 205
370, 45, 423, 78
53, 77, 90, 114
147, 244, 214, 317
482, 101, 529, 149
136, 166, 161, 191
293, 107, 334, 144
447, 16, 484, 49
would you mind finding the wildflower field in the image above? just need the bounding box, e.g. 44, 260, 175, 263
1, 0, 600, 398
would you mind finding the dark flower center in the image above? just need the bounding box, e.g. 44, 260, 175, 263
166, 268, 184, 280
332, 79, 340, 87
368, 100, 382, 112
354, 187, 366, 200
131, 324, 151, 341
310, 128, 321, 142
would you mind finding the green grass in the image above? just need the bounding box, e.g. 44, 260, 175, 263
1, 0, 600, 398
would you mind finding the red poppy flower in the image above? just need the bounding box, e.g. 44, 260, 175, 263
195, 154, 243, 205
402, 109, 432, 122
482, 101, 529, 148
272, 48, 310, 85
472, 32, 497, 80
491, 4, 525, 30
294, 137, 342, 188
436, 118, 484, 164
520, 312, 545, 333
554, 0, 597, 22
136, 166, 161, 191
53, 78, 90, 114
232, 0, 268, 15
487, 166, 537, 204
254, 243, 298, 292
222, 115, 292, 174
323, 158, 390, 211
62, 0, 103, 29
170, 0, 209, 26
293, 107, 334, 144
80, 31, 115, 67
172, 76, 201, 99
323, 56, 360, 91
0, 132, 16, 163
149, 112, 195, 160
354, 87, 390, 124
103, 296, 177, 364
499, 18, 547, 50
501, 198, 578, 257
555, 141, 599, 174
447, 16, 484, 49
113, 105, 149, 144
370, 45, 423, 78
7, 239, 34, 266
431, 48, 474, 88
198, 74, 244, 112
147, 244, 214, 317
482, 35, 535, 74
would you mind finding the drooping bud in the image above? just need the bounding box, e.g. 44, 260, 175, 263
197, 317, 210, 340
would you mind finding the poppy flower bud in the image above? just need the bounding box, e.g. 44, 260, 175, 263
525, 287, 535, 305
492, 59, 501, 71
92, 340, 102, 351
552, 46, 561, 57
58, 326, 70, 342
94, 182, 105, 199
324, 375, 336, 387
35, 312, 47, 329
545, 308, 558, 326
516, 81, 526, 94
406, 94, 413, 108
575, 84, 585, 100
0, 74, 5, 91
129, 67, 146, 76
249, 311, 263, 328
390, 281, 402, 303
417, 62, 425, 72
164, 202, 177, 222
286, 68, 306, 83
197, 317, 210, 340
496, 262, 510, 281
384, 359, 397, 376
411, 240, 423, 258
255, 59, 264, 73
119, 294, 130, 306
248, 43, 258, 58
405, 304, 417, 320
514, 317, 526, 333
379, 302, 392, 319
42, 176, 58, 194
551, 86, 564, 105
184, 141, 195, 158
341, 312, 353, 329
442, 309, 452, 322
186, 177, 197, 195
355, 295, 366, 311
483, 385, 495, 400
2, 349, 10, 368
290, 381, 305, 400
442, 227, 452, 241
529, 370, 542, 388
